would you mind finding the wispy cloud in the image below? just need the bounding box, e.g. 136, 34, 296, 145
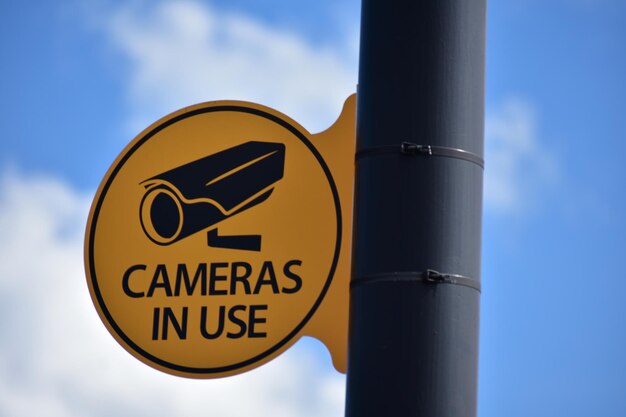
484, 98, 558, 214
0, 170, 345, 417
101, 0, 357, 134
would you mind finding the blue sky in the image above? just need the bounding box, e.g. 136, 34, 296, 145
1, 0, 626, 416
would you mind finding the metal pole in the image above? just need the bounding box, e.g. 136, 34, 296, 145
345, 1, 486, 416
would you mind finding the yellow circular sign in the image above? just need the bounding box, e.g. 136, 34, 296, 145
85, 101, 341, 378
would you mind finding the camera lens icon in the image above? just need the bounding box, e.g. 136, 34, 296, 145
140, 185, 184, 244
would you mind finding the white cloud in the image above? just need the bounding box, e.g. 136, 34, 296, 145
0, 171, 345, 417
484, 98, 558, 214
102, 0, 357, 134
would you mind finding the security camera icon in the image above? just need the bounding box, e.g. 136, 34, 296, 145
139, 141, 285, 251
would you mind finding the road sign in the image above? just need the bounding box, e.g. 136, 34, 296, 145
85, 96, 355, 378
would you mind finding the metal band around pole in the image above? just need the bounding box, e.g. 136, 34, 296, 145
355, 142, 485, 169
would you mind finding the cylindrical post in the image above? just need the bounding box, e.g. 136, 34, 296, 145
345, 1, 486, 416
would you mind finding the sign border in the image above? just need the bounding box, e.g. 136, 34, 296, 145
86, 103, 342, 376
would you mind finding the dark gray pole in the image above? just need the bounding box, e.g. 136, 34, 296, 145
345, 1, 486, 416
